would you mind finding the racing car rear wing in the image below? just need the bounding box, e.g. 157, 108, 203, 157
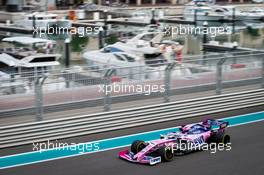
202, 119, 229, 129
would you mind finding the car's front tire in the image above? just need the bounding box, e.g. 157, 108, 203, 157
157, 146, 174, 162
131, 140, 146, 154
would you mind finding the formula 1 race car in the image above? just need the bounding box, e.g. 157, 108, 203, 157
119, 119, 230, 165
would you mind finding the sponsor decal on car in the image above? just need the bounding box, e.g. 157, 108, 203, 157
150, 157, 161, 165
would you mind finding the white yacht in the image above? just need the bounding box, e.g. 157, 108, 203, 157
213, 6, 264, 21
1, 37, 60, 69
114, 32, 162, 54
83, 50, 143, 68
184, 2, 225, 21
213, 6, 247, 20
0, 51, 60, 69
129, 12, 152, 23
0, 37, 62, 94
2, 36, 55, 49
83, 32, 167, 79
0, 52, 63, 95
14, 12, 71, 29
82, 32, 193, 79
128, 11, 160, 23
245, 8, 264, 20
83, 32, 165, 67
127, 10, 164, 24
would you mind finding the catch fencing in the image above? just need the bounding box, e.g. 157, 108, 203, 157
0, 51, 263, 122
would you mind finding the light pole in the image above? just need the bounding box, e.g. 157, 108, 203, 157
103, 9, 108, 45
65, 38, 71, 88
194, 9, 197, 28
65, 38, 71, 68
32, 15, 36, 38
150, 8, 156, 24
202, 21, 208, 44
232, 7, 236, 34
98, 26, 104, 49
202, 21, 208, 65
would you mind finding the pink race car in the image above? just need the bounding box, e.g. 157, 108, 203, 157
119, 119, 230, 165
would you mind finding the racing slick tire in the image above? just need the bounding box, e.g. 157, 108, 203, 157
207, 132, 217, 144
157, 146, 174, 162
131, 140, 146, 154
208, 132, 231, 145
221, 134, 231, 144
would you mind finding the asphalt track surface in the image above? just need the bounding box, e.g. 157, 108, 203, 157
1, 106, 264, 175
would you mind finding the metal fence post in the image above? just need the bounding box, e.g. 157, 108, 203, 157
72, 72, 76, 102
129, 67, 133, 79
139, 65, 143, 80
34, 75, 47, 121
103, 69, 115, 111
216, 57, 227, 95
164, 68, 170, 102
164, 63, 175, 103
103, 77, 111, 111
216, 63, 222, 95
10, 73, 15, 94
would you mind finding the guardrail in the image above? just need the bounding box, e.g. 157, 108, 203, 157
0, 89, 263, 148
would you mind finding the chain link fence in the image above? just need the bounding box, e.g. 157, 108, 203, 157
0, 51, 263, 121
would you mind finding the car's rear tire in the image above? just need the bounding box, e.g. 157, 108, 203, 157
131, 140, 146, 154
221, 134, 231, 144
208, 132, 231, 145
207, 131, 218, 143
157, 147, 174, 162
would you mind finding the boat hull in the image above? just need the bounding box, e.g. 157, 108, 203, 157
184, 14, 224, 21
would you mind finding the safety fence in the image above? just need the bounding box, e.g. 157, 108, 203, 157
0, 51, 263, 122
